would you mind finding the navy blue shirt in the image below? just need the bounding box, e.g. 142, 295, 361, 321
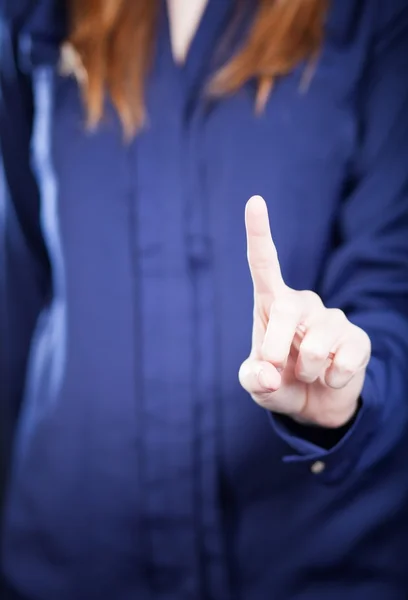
1, 1, 408, 598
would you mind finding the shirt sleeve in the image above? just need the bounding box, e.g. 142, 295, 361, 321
0, 6, 50, 462
269, 0, 408, 483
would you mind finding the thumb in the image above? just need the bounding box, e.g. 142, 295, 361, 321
239, 358, 282, 395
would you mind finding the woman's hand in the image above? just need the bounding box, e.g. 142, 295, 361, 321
239, 196, 371, 428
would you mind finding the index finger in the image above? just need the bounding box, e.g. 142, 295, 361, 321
245, 195, 286, 296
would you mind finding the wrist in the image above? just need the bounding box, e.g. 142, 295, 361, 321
292, 397, 360, 430
275, 399, 362, 451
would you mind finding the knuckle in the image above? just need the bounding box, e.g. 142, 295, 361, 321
300, 343, 327, 363
356, 327, 372, 352
333, 360, 356, 376
328, 307, 347, 325
261, 346, 286, 367
300, 289, 323, 308
248, 252, 274, 270
297, 371, 318, 384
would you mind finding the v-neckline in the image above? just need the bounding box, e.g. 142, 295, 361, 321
166, 0, 210, 68
161, 0, 235, 89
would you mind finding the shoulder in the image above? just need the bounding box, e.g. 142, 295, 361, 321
0, 1, 65, 41
1, 0, 66, 74
0, 0, 35, 27
371, 0, 408, 62
374, 0, 408, 27
326, 0, 408, 41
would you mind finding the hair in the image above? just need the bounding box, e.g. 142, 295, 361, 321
65, 0, 328, 137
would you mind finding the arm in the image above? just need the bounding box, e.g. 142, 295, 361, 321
0, 8, 50, 467
315, 0, 408, 476
241, 1, 408, 483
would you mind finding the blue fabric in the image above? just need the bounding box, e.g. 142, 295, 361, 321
1, 0, 408, 598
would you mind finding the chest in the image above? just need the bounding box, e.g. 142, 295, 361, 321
28, 0, 365, 296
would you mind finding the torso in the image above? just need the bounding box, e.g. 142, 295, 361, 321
3, 1, 408, 599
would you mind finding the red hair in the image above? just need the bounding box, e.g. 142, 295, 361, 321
66, 0, 328, 136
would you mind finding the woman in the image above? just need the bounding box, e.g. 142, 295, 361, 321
1, 0, 408, 598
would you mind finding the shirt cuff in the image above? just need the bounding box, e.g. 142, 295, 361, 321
268, 358, 383, 483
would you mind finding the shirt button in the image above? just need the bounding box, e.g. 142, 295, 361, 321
311, 460, 326, 475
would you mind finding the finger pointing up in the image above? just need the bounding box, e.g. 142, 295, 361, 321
245, 196, 286, 297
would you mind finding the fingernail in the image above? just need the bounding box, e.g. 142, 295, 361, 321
258, 370, 267, 388
258, 370, 274, 390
